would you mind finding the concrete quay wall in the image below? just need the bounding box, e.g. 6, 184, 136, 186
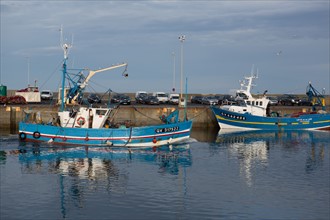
0, 105, 218, 133
0, 104, 325, 134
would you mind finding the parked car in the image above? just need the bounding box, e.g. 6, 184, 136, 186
220, 94, 235, 105
135, 91, 148, 99
278, 94, 300, 106
267, 96, 278, 106
87, 93, 101, 104
213, 95, 223, 103
168, 93, 180, 105
191, 95, 203, 104
145, 95, 159, 105
40, 90, 53, 100
152, 92, 168, 104
298, 97, 312, 106
111, 93, 131, 105
135, 93, 149, 104
201, 96, 218, 105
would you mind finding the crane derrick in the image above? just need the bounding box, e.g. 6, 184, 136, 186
68, 63, 128, 105
306, 82, 325, 111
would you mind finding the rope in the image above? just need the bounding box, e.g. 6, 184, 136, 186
132, 107, 162, 122
123, 126, 133, 147
186, 107, 210, 121
39, 59, 63, 91
132, 106, 209, 122
108, 105, 121, 124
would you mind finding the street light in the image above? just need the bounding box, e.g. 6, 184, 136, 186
25, 56, 30, 86
178, 35, 185, 102
172, 52, 176, 92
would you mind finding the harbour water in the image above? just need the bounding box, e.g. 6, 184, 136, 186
0, 129, 329, 220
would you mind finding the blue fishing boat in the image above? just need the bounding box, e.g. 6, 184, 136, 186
211, 71, 330, 131
18, 30, 192, 147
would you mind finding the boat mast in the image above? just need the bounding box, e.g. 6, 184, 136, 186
239, 68, 257, 99
60, 26, 72, 112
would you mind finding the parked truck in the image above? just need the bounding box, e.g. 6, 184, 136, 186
15, 83, 41, 103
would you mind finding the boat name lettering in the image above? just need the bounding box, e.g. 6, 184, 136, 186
155, 126, 179, 133
296, 118, 312, 122
221, 112, 246, 120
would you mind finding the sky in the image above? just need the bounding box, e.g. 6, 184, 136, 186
0, 0, 329, 96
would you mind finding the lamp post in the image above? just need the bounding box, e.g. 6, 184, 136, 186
178, 35, 185, 104
172, 52, 176, 92
25, 56, 30, 86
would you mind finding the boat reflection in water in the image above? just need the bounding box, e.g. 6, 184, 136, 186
215, 129, 329, 186
14, 143, 192, 176
6, 143, 191, 218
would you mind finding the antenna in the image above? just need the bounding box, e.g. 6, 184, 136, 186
60, 25, 63, 46
256, 68, 259, 79
59, 25, 72, 112
250, 64, 255, 76
59, 25, 72, 59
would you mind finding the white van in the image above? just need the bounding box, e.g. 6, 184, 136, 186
135, 91, 147, 99
168, 93, 180, 104
40, 90, 53, 100
152, 92, 168, 104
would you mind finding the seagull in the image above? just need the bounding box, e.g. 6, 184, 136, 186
276, 50, 282, 56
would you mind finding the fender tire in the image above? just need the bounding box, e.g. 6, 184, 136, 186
33, 131, 41, 139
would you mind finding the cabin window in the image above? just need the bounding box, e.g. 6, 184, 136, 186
260, 101, 263, 106
252, 101, 255, 105
246, 101, 251, 105
96, 110, 107, 116
256, 101, 259, 105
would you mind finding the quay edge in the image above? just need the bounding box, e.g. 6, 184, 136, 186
0, 105, 218, 134
1, 104, 327, 135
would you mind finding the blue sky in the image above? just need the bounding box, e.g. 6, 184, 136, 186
1, 1, 329, 95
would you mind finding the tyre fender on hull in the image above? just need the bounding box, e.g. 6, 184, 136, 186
33, 131, 41, 139
19, 132, 27, 140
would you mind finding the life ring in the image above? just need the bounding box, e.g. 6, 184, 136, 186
152, 137, 157, 144
33, 131, 41, 139
77, 117, 86, 126
19, 132, 27, 140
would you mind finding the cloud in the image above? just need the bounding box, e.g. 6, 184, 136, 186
1, 1, 329, 94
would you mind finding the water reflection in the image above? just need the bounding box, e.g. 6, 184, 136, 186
215, 130, 329, 186
216, 129, 329, 149
306, 141, 326, 173
10, 144, 192, 176
0, 150, 6, 165
3, 143, 191, 218
191, 127, 219, 142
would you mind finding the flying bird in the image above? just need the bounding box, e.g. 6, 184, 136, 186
276, 50, 282, 56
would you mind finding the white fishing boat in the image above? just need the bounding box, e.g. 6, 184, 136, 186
211, 70, 330, 131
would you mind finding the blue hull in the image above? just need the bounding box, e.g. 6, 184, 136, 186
18, 120, 193, 147
211, 106, 330, 130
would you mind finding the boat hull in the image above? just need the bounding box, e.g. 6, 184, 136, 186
18, 120, 193, 147
211, 106, 330, 131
